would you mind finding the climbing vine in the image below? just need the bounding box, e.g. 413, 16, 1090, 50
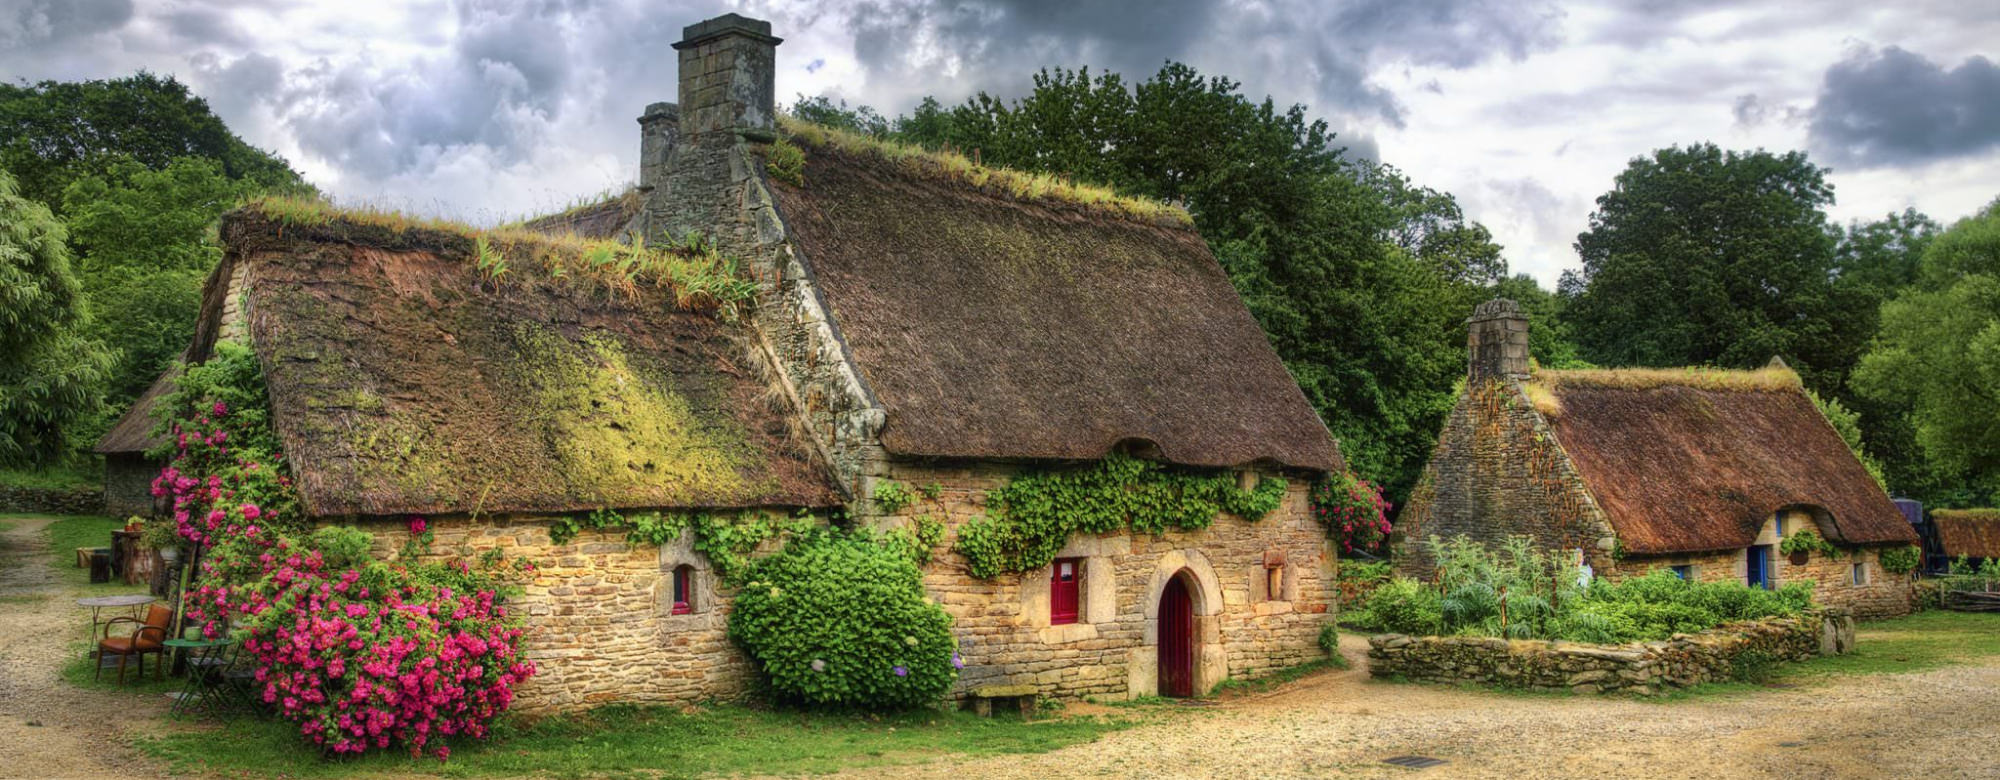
1878, 545, 1920, 575
952, 453, 1286, 578
1779, 527, 1840, 558
548, 507, 821, 585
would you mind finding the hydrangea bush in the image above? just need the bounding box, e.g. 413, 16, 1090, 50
154, 341, 534, 759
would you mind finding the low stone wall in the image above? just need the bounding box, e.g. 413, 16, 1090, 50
1366, 610, 1856, 694
0, 485, 104, 516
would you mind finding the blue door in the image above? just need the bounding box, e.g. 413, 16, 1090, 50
1746, 545, 1772, 589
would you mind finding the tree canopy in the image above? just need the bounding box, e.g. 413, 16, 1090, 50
1561, 144, 1848, 389
0, 72, 308, 212
1854, 200, 2000, 505
0, 168, 109, 466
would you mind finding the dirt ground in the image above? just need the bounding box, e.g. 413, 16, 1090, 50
0, 516, 169, 780
818, 634, 2000, 780
3, 512, 1997, 780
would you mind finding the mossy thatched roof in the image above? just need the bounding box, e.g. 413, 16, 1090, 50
1934, 509, 2000, 559
1534, 366, 1916, 554
766, 137, 1341, 473
104, 204, 838, 516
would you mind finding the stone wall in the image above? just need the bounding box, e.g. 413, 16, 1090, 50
103, 453, 161, 517
1366, 610, 1856, 695
1397, 379, 1619, 577
864, 460, 1335, 701
356, 514, 772, 713
0, 484, 104, 516
1615, 527, 1915, 618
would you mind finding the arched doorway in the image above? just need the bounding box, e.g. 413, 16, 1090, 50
1158, 573, 1196, 697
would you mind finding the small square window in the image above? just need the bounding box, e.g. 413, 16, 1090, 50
1051, 558, 1082, 625
671, 565, 694, 615
1852, 563, 1868, 586
1670, 565, 1693, 581
1266, 565, 1284, 601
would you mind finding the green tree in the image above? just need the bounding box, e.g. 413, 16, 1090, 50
0, 72, 308, 212
1561, 144, 1845, 387
63, 156, 246, 403
1831, 209, 1941, 498
1853, 200, 2000, 504
0, 168, 110, 466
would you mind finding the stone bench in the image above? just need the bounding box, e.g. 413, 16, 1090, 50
965, 684, 1038, 720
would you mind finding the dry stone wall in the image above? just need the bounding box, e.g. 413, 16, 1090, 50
0, 484, 104, 516
1367, 610, 1855, 694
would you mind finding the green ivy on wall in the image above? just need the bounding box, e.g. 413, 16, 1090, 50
953, 453, 1286, 578
1878, 545, 1920, 575
548, 507, 821, 585
1779, 527, 1841, 558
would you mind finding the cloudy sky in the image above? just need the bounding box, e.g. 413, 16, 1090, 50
7, 0, 1999, 285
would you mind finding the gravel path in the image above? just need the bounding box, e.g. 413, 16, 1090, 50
831, 633, 2000, 780
0, 516, 170, 780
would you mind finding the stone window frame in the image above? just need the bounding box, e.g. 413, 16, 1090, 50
1670, 564, 1695, 581
1022, 537, 1123, 644
657, 532, 718, 619
1851, 561, 1869, 586
1253, 549, 1297, 604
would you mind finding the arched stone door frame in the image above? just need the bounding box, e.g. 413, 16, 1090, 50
1128, 549, 1227, 697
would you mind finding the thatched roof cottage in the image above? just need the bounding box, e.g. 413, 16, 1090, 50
98, 13, 1343, 708
1396, 299, 1919, 617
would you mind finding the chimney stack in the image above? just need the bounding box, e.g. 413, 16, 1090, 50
637, 102, 678, 192
672, 14, 782, 140
1467, 298, 1530, 382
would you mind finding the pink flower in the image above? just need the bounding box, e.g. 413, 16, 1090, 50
242, 503, 262, 520
408, 518, 428, 536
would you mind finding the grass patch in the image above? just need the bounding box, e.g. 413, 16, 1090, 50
1525, 366, 1801, 419
41, 515, 142, 588
0, 465, 98, 491
138, 703, 1133, 778
1210, 657, 1344, 698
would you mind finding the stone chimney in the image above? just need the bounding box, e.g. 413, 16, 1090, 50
637, 102, 678, 192
672, 14, 781, 141
1467, 298, 1530, 382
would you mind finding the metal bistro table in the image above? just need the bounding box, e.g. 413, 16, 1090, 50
76, 594, 156, 663
163, 636, 239, 720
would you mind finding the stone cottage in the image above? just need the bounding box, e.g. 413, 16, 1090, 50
1395, 299, 1920, 618
96, 13, 1344, 708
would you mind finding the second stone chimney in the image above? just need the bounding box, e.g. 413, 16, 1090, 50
1467, 298, 1530, 382
672, 14, 781, 140
637, 102, 678, 192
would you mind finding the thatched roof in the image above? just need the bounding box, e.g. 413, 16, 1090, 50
764, 137, 1341, 473
111, 205, 838, 517
1934, 510, 2000, 559
1534, 368, 1917, 555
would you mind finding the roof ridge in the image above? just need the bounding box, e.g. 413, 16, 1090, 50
774, 117, 1194, 229
1530, 365, 1803, 393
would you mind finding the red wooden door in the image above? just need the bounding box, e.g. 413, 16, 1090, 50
1159, 575, 1195, 697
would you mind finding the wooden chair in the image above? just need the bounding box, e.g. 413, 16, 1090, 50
97, 604, 173, 683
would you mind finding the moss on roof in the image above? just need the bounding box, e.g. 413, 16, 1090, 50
776, 117, 1194, 229
1524, 365, 1801, 418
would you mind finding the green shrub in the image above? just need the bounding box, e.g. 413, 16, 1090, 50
1879, 545, 1920, 575
765, 138, 806, 187
729, 531, 957, 709
1779, 528, 1839, 557
1354, 577, 1444, 636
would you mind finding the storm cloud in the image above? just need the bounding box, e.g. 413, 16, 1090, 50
1809, 45, 2000, 168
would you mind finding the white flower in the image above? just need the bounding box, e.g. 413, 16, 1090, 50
810, 659, 826, 672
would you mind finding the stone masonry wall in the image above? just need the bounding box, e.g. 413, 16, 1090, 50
1367, 610, 1856, 695
0, 484, 104, 516
355, 514, 777, 713
1397, 379, 1619, 578
1613, 511, 1915, 619
865, 460, 1335, 701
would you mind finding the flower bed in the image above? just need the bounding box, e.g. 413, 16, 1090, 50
1366, 609, 1856, 694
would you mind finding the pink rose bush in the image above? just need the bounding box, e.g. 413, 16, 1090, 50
1312, 472, 1393, 555
154, 342, 534, 759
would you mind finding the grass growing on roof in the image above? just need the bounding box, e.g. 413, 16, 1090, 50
242, 195, 758, 318
137, 703, 1136, 778
776, 116, 1194, 228
1523, 365, 1802, 418
504, 186, 642, 229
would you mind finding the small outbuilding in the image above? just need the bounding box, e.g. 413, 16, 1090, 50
1397, 299, 1920, 617
1933, 510, 2000, 566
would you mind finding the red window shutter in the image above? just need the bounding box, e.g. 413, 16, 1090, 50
1051, 558, 1081, 625
672, 566, 693, 615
